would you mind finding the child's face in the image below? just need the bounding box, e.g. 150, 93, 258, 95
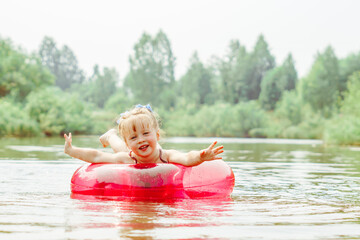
125, 125, 159, 159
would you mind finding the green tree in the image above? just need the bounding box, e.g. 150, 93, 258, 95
338, 51, 360, 97
87, 65, 119, 108
301, 46, 339, 115
259, 67, 282, 110
218, 35, 275, 103
259, 54, 297, 110
275, 90, 302, 125
218, 40, 249, 103
104, 88, 133, 113
0, 38, 54, 102
26, 87, 93, 136
189, 102, 267, 137
340, 71, 360, 115
245, 35, 276, 100
125, 30, 175, 107
39, 36, 85, 90
179, 52, 214, 106
325, 71, 360, 145
0, 99, 39, 137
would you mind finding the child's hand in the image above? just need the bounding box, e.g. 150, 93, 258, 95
64, 133, 72, 154
200, 141, 224, 162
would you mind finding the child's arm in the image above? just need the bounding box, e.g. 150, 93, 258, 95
166, 141, 224, 167
64, 133, 133, 164
99, 129, 129, 152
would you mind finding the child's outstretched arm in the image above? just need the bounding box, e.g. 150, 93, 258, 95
64, 133, 132, 164
166, 141, 224, 167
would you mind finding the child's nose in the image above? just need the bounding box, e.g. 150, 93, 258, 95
137, 135, 145, 142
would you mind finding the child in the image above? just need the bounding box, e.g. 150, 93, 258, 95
64, 104, 223, 166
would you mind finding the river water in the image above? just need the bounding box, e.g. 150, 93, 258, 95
1, 136, 360, 239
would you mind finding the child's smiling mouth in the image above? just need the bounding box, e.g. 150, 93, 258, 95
139, 145, 149, 151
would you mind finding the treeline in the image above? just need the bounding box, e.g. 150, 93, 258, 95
1, 31, 360, 145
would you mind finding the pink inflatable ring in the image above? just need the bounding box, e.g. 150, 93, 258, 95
71, 160, 235, 200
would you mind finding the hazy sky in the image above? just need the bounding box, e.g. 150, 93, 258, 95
1, 0, 359, 80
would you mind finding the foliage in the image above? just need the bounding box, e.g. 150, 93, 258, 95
245, 35, 276, 100
325, 72, 360, 145
325, 115, 360, 145
340, 71, 360, 115
301, 46, 340, 116
0, 38, 54, 102
162, 102, 268, 138
89, 109, 119, 135
338, 51, 360, 97
25, 87, 93, 136
0, 99, 39, 137
282, 112, 325, 139
272, 88, 325, 139
233, 101, 268, 137
178, 52, 214, 106
39, 36, 85, 90
218, 40, 249, 103
3, 33, 360, 145
69, 65, 120, 109
86, 65, 119, 108
259, 54, 297, 110
275, 90, 303, 125
159, 106, 197, 137
125, 31, 175, 107
217, 35, 275, 104
104, 88, 134, 113
259, 67, 283, 110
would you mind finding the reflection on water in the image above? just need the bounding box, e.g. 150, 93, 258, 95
0, 136, 360, 239
68, 198, 233, 240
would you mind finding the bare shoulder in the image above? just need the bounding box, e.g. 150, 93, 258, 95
162, 149, 186, 163
162, 149, 181, 157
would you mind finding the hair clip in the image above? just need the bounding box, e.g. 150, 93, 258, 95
116, 111, 129, 124
116, 105, 153, 124
135, 104, 153, 112
120, 111, 129, 117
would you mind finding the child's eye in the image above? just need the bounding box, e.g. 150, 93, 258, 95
144, 132, 149, 135
130, 136, 136, 140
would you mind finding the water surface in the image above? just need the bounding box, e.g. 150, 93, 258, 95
1, 136, 360, 239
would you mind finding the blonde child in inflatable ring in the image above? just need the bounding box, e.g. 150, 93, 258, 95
64, 104, 223, 166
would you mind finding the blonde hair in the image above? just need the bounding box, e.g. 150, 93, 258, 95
117, 105, 161, 142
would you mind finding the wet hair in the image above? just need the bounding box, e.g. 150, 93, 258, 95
117, 105, 161, 142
